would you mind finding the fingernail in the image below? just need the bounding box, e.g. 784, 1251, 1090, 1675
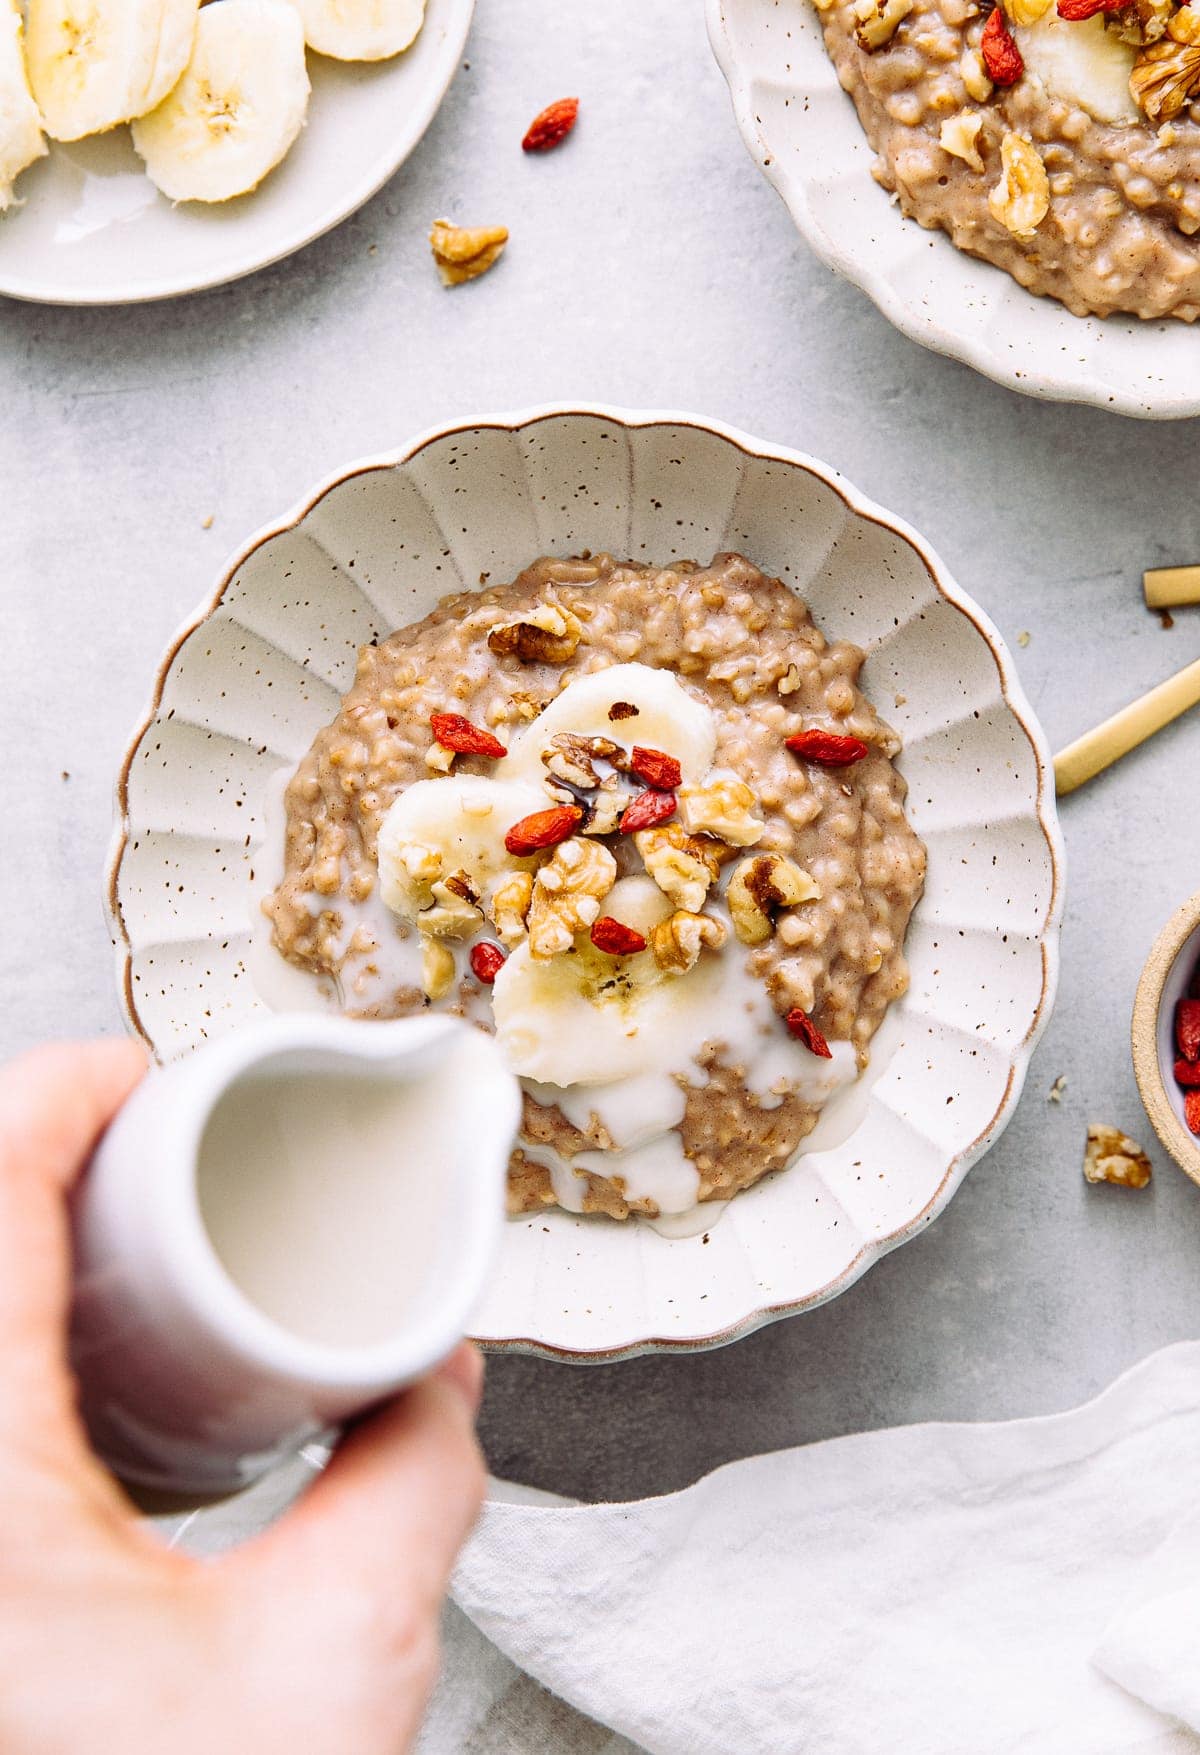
436, 1342, 485, 1416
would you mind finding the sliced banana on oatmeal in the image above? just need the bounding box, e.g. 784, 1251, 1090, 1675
0, 3, 47, 208
377, 774, 548, 926
497, 663, 718, 790
25, 0, 200, 142
293, 0, 426, 60
131, 0, 310, 203
1015, 10, 1139, 124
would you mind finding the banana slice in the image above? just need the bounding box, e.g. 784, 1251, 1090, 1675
131, 0, 309, 203
0, 2, 47, 209
1016, 11, 1138, 124
377, 774, 549, 925
25, 0, 200, 143
293, 0, 426, 62
497, 663, 718, 790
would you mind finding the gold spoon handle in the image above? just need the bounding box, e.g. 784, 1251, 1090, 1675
1054, 654, 1200, 796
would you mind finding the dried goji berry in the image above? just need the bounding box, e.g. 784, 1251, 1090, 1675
1185, 1090, 1200, 1137
785, 729, 870, 767
619, 790, 678, 833
1056, 0, 1124, 17
590, 916, 648, 956
504, 805, 582, 855
785, 1009, 833, 1058
1175, 1058, 1200, 1089
980, 6, 1024, 84
629, 745, 683, 791
469, 941, 506, 984
522, 97, 579, 153
430, 712, 507, 759
1176, 998, 1200, 1061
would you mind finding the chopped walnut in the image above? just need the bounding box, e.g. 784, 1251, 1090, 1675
650, 910, 728, 975
988, 133, 1050, 242
1117, 0, 1173, 45
727, 854, 820, 946
579, 789, 627, 836
527, 837, 617, 959
397, 842, 443, 886
777, 664, 802, 696
1131, 6, 1200, 120
418, 878, 483, 939
488, 602, 583, 665
420, 936, 456, 1001
541, 732, 624, 790
489, 870, 534, 946
676, 775, 765, 848
1006, 0, 1053, 21
635, 825, 721, 915
939, 111, 986, 172
1083, 1123, 1152, 1189
425, 742, 456, 773
960, 45, 994, 101
854, 0, 914, 49
430, 219, 508, 287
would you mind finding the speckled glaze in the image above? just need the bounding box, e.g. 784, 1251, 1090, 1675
708, 0, 1200, 416
107, 406, 1064, 1361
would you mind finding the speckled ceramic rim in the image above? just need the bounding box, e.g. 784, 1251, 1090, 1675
1132, 890, 1200, 1183
705, 0, 1200, 421
105, 404, 1065, 1363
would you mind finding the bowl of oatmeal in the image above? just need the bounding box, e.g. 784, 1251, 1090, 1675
708, 0, 1200, 415
107, 406, 1063, 1359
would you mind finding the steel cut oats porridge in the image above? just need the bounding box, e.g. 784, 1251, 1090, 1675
814, 0, 1200, 318
264, 553, 926, 1222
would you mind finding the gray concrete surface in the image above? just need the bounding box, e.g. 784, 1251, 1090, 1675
4, 0, 1200, 1507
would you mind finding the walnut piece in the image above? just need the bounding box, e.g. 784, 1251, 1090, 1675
420, 936, 456, 1001
676, 775, 765, 848
961, 45, 994, 101
727, 854, 820, 947
430, 219, 509, 287
987, 133, 1050, 242
1006, 0, 1053, 21
488, 602, 583, 665
425, 742, 456, 773
1083, 1123, 1152, 1190
489, 870, 534, 946
541, 732, 624, 790
939, 111, 986, 172
527, 837, 617, 959
636, 825, 721, 916
418, 877, 483, 939
854, 0, 914, 50
1117, 0, 1173, 42
1131, 6, 1200, 120
650, 910, 728, 975
579, 789, 627, 836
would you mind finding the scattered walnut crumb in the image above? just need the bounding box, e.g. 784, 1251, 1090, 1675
1017, 630, 1031, 648
201, 514, 214, 530
1048, 1074, 1067, 1103
1083, 1123, 1152, 1189
893, 693, 907, 709
1159, 608, 1176, 630
430, 218, 509, 287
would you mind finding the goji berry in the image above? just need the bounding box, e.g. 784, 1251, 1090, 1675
522, 97, 579, 153
619, 790, 678, 833
1176, 998, 1200, 1061
590, 916, 648, 956
430, 712, 507, 759
1056, 0, 1124, 18
1185, 1090, 1200, 1137
504, 805, 582, 855
629, 746, 683, 791
785, 1009, 833, 1058
469, 942, 506, 984
785, 729, 870, 767
981, 7, 1024, 85
1175, 1059, 1200, 1089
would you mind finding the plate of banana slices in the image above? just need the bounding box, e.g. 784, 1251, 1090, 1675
0, 0, 474, 304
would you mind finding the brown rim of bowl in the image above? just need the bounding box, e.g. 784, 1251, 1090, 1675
103, 403, 1066, 1363
1132, 888, 1200, 1185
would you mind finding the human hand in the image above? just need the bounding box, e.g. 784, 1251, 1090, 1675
0, 1040, 487, 1755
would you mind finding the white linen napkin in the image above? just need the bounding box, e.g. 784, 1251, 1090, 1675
446, 1342, 1200, 1755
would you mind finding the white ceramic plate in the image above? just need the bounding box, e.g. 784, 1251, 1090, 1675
106, 406, 1064, 1360
707, 0, 1200, 420
0, 0, 473, 305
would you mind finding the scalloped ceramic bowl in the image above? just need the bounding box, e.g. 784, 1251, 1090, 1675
707, 0, 1200, 420
107, 407, 1063, 1360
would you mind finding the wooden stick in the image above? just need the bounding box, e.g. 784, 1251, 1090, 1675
1144, 565, 1200, 610
1055, 654, 1200, 796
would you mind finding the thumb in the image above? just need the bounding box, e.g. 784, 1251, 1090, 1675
234, 1345, 487, 1616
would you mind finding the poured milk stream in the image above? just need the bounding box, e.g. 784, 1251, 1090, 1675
196, 1068, 450, 1349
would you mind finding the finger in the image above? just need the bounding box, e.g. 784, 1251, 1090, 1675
0, 1041, 147, 1447
236, 1354, 487, 1615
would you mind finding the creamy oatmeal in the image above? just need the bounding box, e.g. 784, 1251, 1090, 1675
815, 0, 1200, 318
264, 553, 926, 1222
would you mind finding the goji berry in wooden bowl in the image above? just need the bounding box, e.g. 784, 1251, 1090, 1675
1133, 890, 1200, 1186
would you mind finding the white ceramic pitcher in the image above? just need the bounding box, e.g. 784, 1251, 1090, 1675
69, 1014, 520, 1496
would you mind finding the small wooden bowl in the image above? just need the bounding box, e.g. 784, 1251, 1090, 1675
1132, 890, 1200, 1184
